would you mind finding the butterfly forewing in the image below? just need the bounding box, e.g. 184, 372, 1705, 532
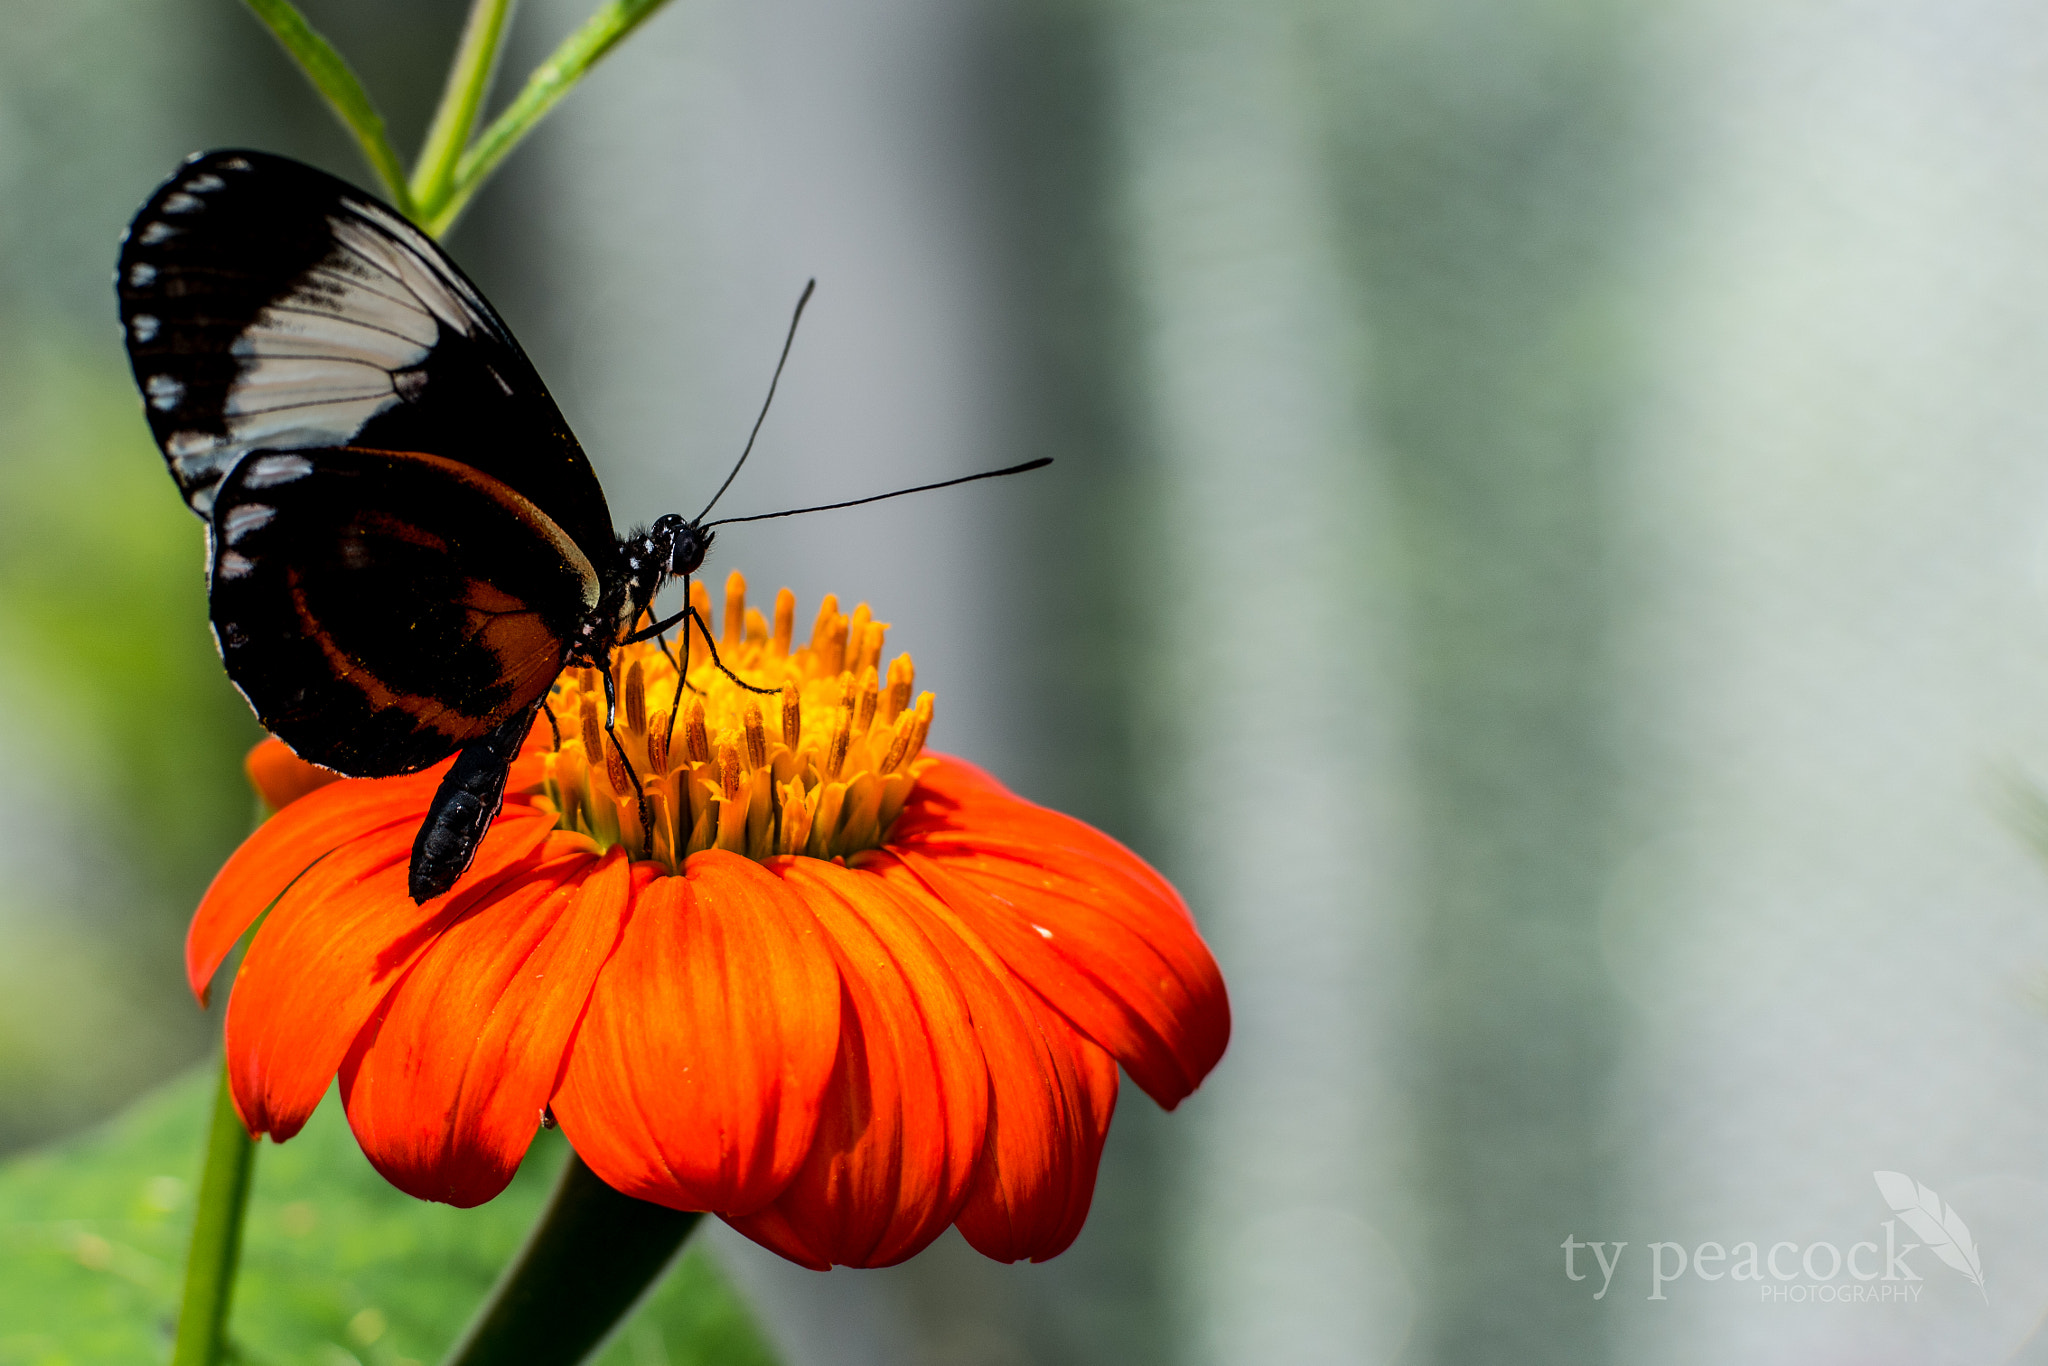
117, 149, 618, 573
210, 448, 600, 776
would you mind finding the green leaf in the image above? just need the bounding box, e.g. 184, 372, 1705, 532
426, 0, 678, 235
0, 1069, 782, 1366
240, 0, 417, 218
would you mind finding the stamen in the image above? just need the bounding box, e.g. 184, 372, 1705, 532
718, 741, 742, 801
723, 571, 746, 648
781, 684, 802, 749
683, 697, 710, 764
854, 666, 879, 733
744, 607, 769, 645
879, 716, 912, 774
811, 594, 844, 676
881, 655, 914, 726
623, 660, 646, 735
604, 738, 631, 797
744, 704, 768, 769
848, 603, 872, 665
857, 622, 887, 676
773, 588, 795, 656
906, 693, 933, 764
580, 707, 602, 763
809, 593, 837, 650
647, 711, 670, 773
825, 709, 850, 781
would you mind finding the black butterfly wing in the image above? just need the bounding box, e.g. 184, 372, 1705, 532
116, 149, 617, 575
210, 447, 599, 776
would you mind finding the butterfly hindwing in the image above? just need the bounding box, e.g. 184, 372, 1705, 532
209, 447, 601, 776
117, 149, 618, 575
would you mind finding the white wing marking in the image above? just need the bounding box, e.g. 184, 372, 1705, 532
240, 454, 315, 488
163, 194, 502, 512
220, 503, 275, 542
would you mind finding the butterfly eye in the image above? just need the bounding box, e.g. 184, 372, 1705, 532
668, 523, 711, 577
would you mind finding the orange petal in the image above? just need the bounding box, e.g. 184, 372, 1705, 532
245, 736, 343, 811
187, 770, 443, 1003
223, 808, 556, 1142
877, 792, 1228, 1107
722, 861, 989, 1268
833, 841, 1121, 1262
1041, 1025, 1119, 1259
822, 848, 1118, 1263
553, 852, 842, 1215
952, 970, 1119, 1263
337, 844, 626, 1207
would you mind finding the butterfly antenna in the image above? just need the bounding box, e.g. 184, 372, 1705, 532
696, 279, 817, 523
704, 457, 1052, 529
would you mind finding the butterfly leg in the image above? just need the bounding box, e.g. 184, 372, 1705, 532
625, 606, 689, 639
621, 604, 770, 691
645, 613, 680, 673
541, 698, 563, 749
596, 657, 656, 860
655, 625, 707, 697
410, 701, 538, 903
621, 598, 777, 695
661, 576, 692, 761
639, 578, 777, 766
687, 607, 780, 695
645, 608, 700, 720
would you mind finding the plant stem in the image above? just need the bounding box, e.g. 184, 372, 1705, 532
170, 1061, 258, 1366
427, 0, 677, 236
411, 0, 520, 220
441, 1152, 702, 1366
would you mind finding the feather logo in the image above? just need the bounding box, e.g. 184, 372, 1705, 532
1872, 1171, 1988, 1302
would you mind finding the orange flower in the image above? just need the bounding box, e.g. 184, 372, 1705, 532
191, 575, 1229, 1268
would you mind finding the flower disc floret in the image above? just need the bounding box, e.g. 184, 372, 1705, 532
543, 572, 933, 867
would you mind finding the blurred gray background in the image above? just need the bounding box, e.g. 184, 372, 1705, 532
9, 1, 2048, 1362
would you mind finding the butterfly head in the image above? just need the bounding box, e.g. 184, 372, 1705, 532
616, 514, 716, 629
651, 513, 714, 579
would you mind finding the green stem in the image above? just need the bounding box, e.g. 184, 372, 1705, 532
411, 0, 521, 219
426, 0, 678, 236
170, 1060, 258, 1366
441, 1152, 702, 1366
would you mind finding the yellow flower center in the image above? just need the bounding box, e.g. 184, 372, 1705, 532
535, 571, 936, 870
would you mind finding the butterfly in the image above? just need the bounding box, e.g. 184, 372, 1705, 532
116, 149, 1042, 903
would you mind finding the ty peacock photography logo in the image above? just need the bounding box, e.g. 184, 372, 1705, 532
1872, 1171, 1988, 1304
1562, 1170, 1989, 1305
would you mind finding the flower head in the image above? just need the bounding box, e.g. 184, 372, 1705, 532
194, 574, 1229, 1268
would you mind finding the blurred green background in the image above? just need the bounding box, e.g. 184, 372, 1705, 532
9, 1, 2048, 1364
